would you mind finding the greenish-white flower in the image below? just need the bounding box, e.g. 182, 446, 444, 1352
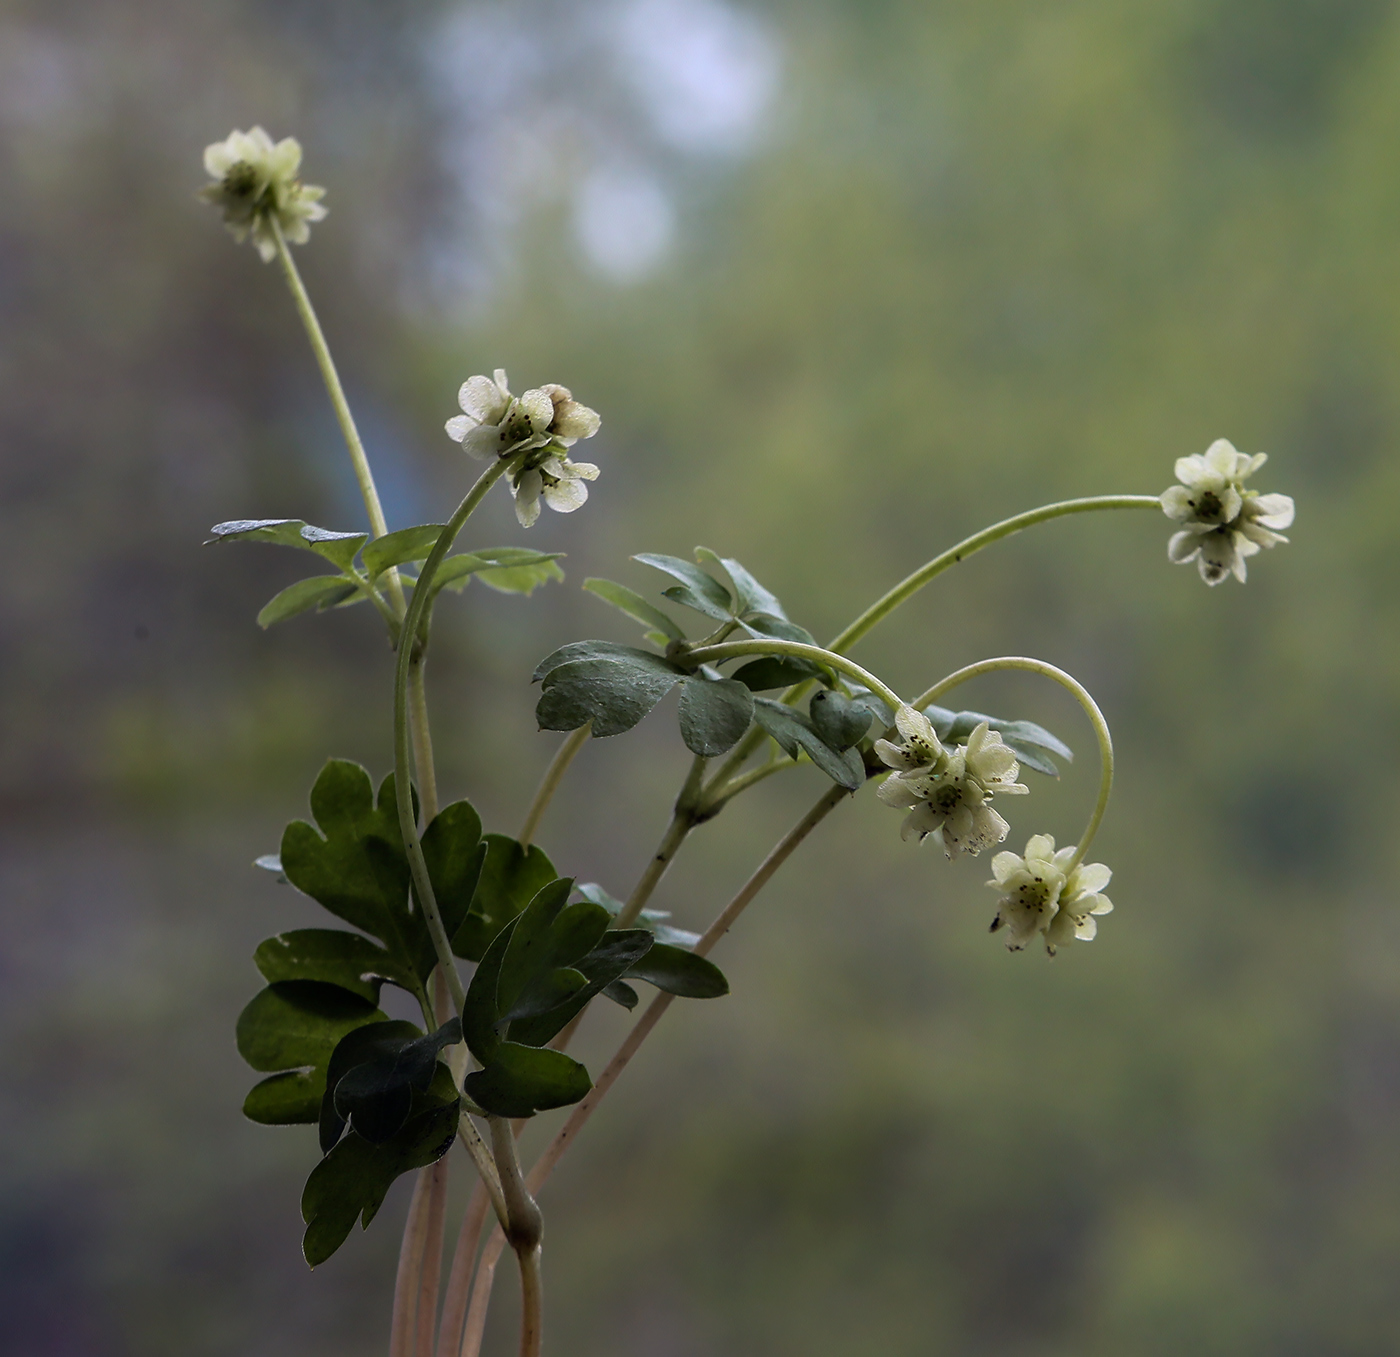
444, 372, 601, 526
198, 127, 327, 262
876, 706, 1027, 859
1161, 439, 1295, 585
987, 833, 1113, 954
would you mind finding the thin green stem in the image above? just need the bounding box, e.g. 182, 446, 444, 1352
519, 725, 591, 848
698, 494, 1159, 805
409, 660, 440, 823
270, 217, 409, 615
912, 656, 1114, 870
487, 1115, 544, 1357
394, 458, 513, 1015
829, 495, 1161, 654
457, 1114, 509, 1231
612, 810, 694, 931
683, 639, 903, 712
697, 754, 791, 817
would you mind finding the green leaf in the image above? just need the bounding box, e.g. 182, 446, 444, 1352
583, 578, 686, 640
462, 919, 515, 1063
319, 1018, 423, 1152
677, 676, 754, 756
426, 552, 490, 594
575, 881, 700, 949
732, 657, 818, 691
753, 698, 865, 790
506, 927, 655, 1047
922, 705, 1072, 777
253, 929, 410, 1004
299, 526, 369, 571
626, 943, 729, 998
279, 762, 413, 952
601, 980, 639, 1009
532, 639, 670, 682
694, 548, 787, 619
419, 800, 486, 972
808, 689, 876, 752
257, 576, 363, 628
472, 546, 566, 595
208, 518, 310, 549
361, 524, 446, 579
632, 553, 734, 622
536, 648, 686, 738
332, 1018, 462, 1145
454, 834, 557, 962
464, 1042, 591, 1118
301, 1076, 458, 1266
236, 980, 386, 1126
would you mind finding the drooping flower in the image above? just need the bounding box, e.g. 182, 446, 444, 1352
987, 833, 1113, 954
1161, 439, 1295, 585
876, 706, 1027, 859
198, 127, 327, 262
444, 371, 601, 527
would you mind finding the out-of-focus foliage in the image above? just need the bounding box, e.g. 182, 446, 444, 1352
4, 0, 1400, 1353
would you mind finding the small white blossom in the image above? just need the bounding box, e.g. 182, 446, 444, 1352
444, 372, 601, 527
987, 833, 1113, 954
198, 127, 327, 262
876, 706, 1027, 859
1161, 439, 1295, 585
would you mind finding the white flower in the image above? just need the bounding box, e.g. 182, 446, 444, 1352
876, 708, 1027, 859
198, 127, 327, 262
1161, 439, 1295, 585
444, 371, 602, 527
987, 833, 1113, 954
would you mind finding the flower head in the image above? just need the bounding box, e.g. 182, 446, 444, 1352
444, 371, 601, 527
198, 127, 326, 262
1161, 439, 1295, 585
987, 833, 1113, 954
876, 706, 1027, 859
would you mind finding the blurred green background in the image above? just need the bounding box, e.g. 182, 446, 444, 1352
4, 0, 1398, 1352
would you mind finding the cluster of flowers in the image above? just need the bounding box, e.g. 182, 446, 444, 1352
445, 373, 601, 527
199, 127, 326, 263
1161, 439, 1294, 585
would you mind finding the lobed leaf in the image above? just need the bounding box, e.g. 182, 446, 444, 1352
677, 676, 754, 756
694, 548, 787, 620
625, 943, 729, 999
331, 1018, 462, 1146
753, 698, 865, 790
361, 524, 446, 579
536, 647, 686, 738
454, 834, 558, 962
463, 1042, 591, 1119
808, 689, 876, 752
633, 553, 734, 622
257, 576, 363, 628
583, 577, 686, 640
253, 929, 411, 1004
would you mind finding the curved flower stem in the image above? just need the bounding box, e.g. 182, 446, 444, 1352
911, 656, 1114, 871
683, 639, 903, 712
458, 1243, 502, 1357
413, 1158, 450, 1357
699, 494, 1159, 803
435, 1181, 492, 1357
389, 1169, 437, 1357
829, 495, 1162, 653
393, 458, 514, 1015
519, 724, 591, 848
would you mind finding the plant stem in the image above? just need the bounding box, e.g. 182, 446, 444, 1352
528, 783, 850, 1198
683, 639, 903, 712
828, 495, 1161, 653
393, 458, 513, 1015
911, 656, 1114, 870
458, 1241, 503, 1357
457, 1114, 510, 1229
488, 1116, 545, 1357
516, 1245, 544, 1357
519, 724, 590, 848
389, 1168, 436, 1357
410, 660, 440, 822
414, 1158, 450, 1357
270, 218, 408, 612
435, 1181, 492, 1357
612, 809, 694, 931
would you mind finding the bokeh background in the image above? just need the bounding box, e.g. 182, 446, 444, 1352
4, 0, 1399, 1352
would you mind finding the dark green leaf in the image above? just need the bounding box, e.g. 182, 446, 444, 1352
575, 882, 700, 949
279, 762, 412, 952
506, 928, 654, 1047
426, 552, 489, 594
496, 881, 590, 1016
472, 546, 566, 595
257, 576, 363, 628
332, 1019, 462, 1145
583, 578, 686, 640
361, 524, 446, 579
207, 518, 309, 548
694, 548, 787, 619
301, 1077, 458, 1266
464, 1042, 591, 1118
319, 1019, 423, 1152
601, 980, 639, 1009
236, 980, 386, 1126
677, 676, 753, 756
921, 705, 1071, 777
732, 657, 819, 690
462, 920, 514, 1063
633, 553, 734, 621
532, 639, 673, 682
500, 968, 589, 1023
752, 698, 865, 790
419, 800, 485, 972
537, 649, 685, 738
454, 834, 557, 961
626, 943, 729, 999
254, 929, 410, 1004
808, 690, 875, 752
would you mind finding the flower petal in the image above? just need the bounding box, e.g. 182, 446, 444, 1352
1250, 493, 1295, 530
543, 476, 589, 513
460, 375, 507, 422
445, 414, 476, 443
513, 470, 542, 528
1168, 530, 1202, 564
